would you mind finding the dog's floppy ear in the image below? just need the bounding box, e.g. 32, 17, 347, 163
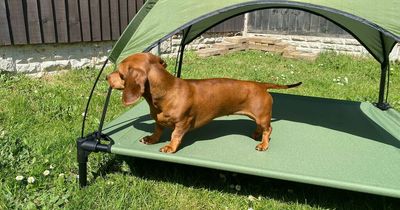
122, 68, 147, 106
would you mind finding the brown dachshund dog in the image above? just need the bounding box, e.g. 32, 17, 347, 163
107, 53, 301, 153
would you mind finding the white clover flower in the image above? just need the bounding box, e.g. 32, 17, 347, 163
58, 173, 65, 177
27, 176, 35, 184
49, 164, 55, 169
16, 175, 24, 181
248, 195, 256, 201
0, 131, 5, 138
235, 184, 241, 191
82, 112, 86, 117
43, 170, 50, 176
344, 77, 349, 84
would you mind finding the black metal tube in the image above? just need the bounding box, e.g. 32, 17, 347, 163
81, 59, 109, 138
376, 32, 390, 110
95, 143, 110, 152
78, 162, 88, 187
97, 86, 113, 138
378, 32, 387, 105
378, 62, 388, 105
176, 26, 192, 78
77, 137, 90, 187
176, 44, 186, 78
77, 134, 111, 187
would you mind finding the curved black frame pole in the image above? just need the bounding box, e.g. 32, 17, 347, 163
176, 26, 192, 78
97, 86, 113, 139
377, 32, 390, 110
78, 59, 112, 187
81, 59, 109, 138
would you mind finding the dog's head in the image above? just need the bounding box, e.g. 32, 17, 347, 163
107, 53, 167, 106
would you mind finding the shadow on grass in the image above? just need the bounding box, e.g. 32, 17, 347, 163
93, 155, 400, 210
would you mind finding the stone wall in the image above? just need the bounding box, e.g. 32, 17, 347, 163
0, 42, 113, 76
1, 33, 399, 75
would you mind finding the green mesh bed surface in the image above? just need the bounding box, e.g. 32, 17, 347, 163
103, 93, 400, 198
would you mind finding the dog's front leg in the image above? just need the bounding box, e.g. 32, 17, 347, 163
159, 121, 191, 153
141, 123, 164, 144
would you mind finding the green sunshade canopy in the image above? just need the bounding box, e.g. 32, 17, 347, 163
108, 0, 400, 65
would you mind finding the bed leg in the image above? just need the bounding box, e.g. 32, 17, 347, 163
76, 133, 111, 187
77, 138, 90, 187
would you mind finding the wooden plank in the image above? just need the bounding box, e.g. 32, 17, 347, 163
79, 0, 91, 41
0, 0, 11, 45
235, 15, 244, 32
67, 0, 82, 42
110, 0, 120, 39
269, 9, 280, 32
309, 14, 320, 34
281, 9, 289, 32
287, 9, 297, 34
318, 15, 328, 34
90, 0, 101, 41
26, 0, 42, 44
127, 0, 136, 20
275, 9, 285, 32
247, 11, 255, 32
301, 12, 311, 34
7, 0, 27, 44
136, 0, 144, 12
295, 10, 305, 34
263, 10, 271, 32
119, 0, 128, 32
327, 20, 344, 36
53, 0, 68, 43
254, 10, 263, 32
39, 0, 56, 43
100, 0, 111, 40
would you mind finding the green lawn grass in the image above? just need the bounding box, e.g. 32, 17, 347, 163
0, 51, 399, 209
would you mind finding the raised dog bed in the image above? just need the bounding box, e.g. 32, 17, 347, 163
91, 93, 400, 198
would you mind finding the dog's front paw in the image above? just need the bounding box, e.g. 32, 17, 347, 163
255, 143, 269, 151
140, 136, 159, 144
159, 145, 176, 153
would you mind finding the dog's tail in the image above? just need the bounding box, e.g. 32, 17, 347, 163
261, 82, 302, 90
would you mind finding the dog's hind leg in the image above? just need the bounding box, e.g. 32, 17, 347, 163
252, 124, 263, 140
255, 125, 272, 151
255, 113, 272, 151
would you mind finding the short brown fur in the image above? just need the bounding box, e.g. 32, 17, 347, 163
107, 53, 301, 153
